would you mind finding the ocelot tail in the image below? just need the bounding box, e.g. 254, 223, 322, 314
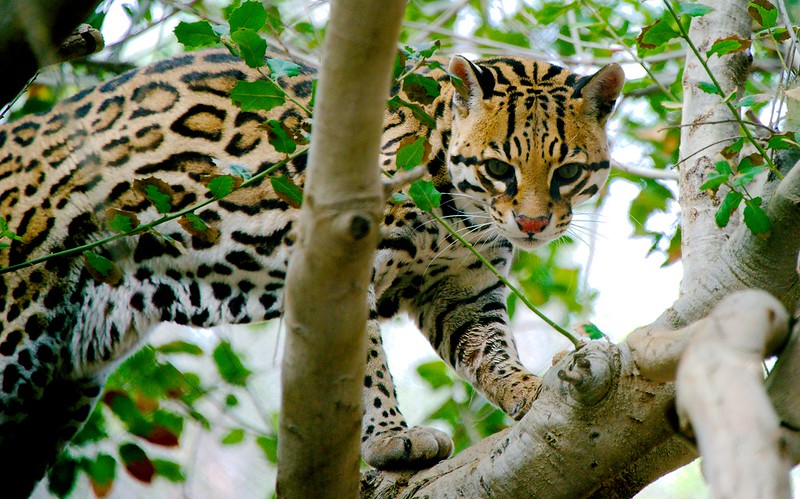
0, 47, 623, 494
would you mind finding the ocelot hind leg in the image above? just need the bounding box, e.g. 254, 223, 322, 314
0, 355, 105, 498
360, 319, 452, 469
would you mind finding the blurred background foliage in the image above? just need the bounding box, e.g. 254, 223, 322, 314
3, 0, 799, 496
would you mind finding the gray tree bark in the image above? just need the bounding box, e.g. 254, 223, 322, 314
276, 0, 406, 496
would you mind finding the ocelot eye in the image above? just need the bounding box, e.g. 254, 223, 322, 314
554, 163, 583, 183
485, 159, 514, 180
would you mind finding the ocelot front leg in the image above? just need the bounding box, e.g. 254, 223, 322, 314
360, 318, 452, 469
414, 269, 541, 421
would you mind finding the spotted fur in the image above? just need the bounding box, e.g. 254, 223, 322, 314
0, 48, 623, 493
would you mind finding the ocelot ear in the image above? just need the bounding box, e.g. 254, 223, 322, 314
449, 55, 495, 113
576, 63, 625, 123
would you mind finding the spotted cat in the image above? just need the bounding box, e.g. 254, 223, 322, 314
0, 47, 623, 494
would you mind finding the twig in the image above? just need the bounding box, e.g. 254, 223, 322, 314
431, 211, 580, 347
407, 0, 469, 45
612, 160, 679, 181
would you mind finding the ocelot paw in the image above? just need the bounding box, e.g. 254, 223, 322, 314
496, 373, 541, 421
362, 426, 453, 470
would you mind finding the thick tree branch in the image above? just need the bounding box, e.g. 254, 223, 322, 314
676, 0, 751, 300
675, 290, 791, 498
277, 0, 406, 496
362, 342, 678, 497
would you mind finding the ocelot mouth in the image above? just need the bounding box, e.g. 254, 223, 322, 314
508, 234, 548, 249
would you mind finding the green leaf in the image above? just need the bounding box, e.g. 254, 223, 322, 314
104, 391, 146, 430
396, 136, 427, 170
265, 120, 297, 154
231, 29, 266, 68
133, 177, 174, 214
208, 175, 237, 199
152, 459, 185, 483
146, 185, 172, 213
230, 79, 286, 112
408, 180, 441, 212
721, 138, 745, 159
48, 455, 79, 496
174, 21, 221, 48
506, 292, 517, 318
390, 192, 410, 204
222, 428, 246, 445
119, 442, 154, 483
416, 361, 454, 389
72, 409, 108, 445
715, 160, 732, 175
700, 173, 729, 191
715, 190, 743, 227
732, 165, 765, 187
767, 132, 799, 150
267, 58, 301, 78
271, 175, 303, 208
403, 73, 441, 105
700, 161, 731, 190
410, 40, 441, 59
743, 197, 771, 235
184, 213, 209, 232
309, 78, 318, 109
679, 3, 713, 17
580, 323, 605, 340
256, 435, 278, 464
154, 410, 185, 437
387, 95, 436, 128
734, 94, 759, 108
637, 19, 680, 50
229, 163, 253, 180
213, 341, 252, 386
84, 252, 122, 286
179, 213, 219, 243
225, 394, 239, 407
228, 0, 267, 32
106, 209, 139, 234
707, 35, 751, 58
749, 0, 778, 28
628, 180, 673, 236
697, 81, 718, 94
85, 453, 117, 487
393, 51, 407, 79
156, 340, 203, 356
0, 216, 22, 242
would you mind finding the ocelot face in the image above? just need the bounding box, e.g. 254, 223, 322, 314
446, 56, 624, 250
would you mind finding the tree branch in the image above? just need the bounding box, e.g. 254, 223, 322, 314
675, 0, 752, 299
675, 290, 791, 498
277, 0, 406, 496
362, 342, 678, 497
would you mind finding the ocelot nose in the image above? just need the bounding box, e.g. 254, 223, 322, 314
515, 214, 550, 234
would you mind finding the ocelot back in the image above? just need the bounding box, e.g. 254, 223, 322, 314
0, 48, 623, 494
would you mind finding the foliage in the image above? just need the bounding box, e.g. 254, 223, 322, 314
2, 0, 799, 495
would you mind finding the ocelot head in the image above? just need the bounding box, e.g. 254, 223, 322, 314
446, 56, 624, 249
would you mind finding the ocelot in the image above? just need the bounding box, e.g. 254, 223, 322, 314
0, 47, 623, 494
